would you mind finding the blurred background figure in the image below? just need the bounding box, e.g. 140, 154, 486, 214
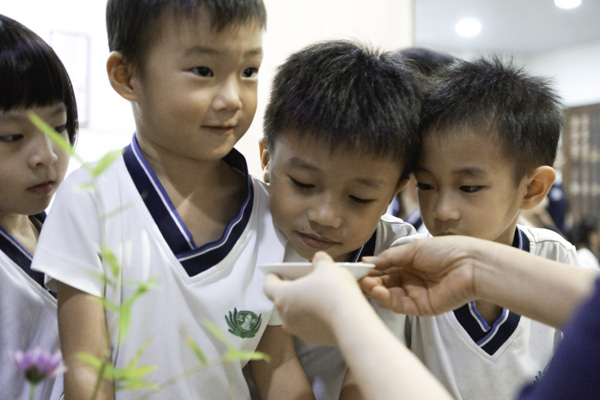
568, 215, 600, 270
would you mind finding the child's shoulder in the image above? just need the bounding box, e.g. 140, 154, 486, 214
379, 213, 418, 233
518, 224, 579, 265
52, 154, 129, 213
518, 224, 572, 246
375, 214, 421, 252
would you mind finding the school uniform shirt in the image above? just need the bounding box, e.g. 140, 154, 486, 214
32, 137, 286, 399
0, 215, 64, 400
377, 225, 581, 400
274, 214, 418, 400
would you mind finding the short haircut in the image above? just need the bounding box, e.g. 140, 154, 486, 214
263, 40, 428, 179
421, 56, 562, 181
106, 0, 267, 72
0, 14, 78, 144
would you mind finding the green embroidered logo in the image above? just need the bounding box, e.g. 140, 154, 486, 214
225, 308, 262, 338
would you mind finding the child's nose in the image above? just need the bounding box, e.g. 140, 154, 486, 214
307, 196, 343, 229
29, 134, 59, 167
213, 78, 243, 112
433, 192, 460, 221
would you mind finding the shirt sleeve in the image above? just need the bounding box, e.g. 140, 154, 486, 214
32, 168, 105, 297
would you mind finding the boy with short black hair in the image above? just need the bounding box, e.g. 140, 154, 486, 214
250, 40, 427, 399
32, 1, 286, 399
395, 56, 580, 400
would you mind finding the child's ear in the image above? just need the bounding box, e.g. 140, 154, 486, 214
258, 139, 271, 183
521, 166, 556, 210
107, 51, 137, 101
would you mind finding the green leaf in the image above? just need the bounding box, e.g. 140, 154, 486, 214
124, 338, 152, 370
225, 349, 271, 363
118, 364, 158, 380
87, 270, 114, 287
117, 278, 158, 342
203, 320, 232, 347
27, 112, 83, 163
185, 336, 208, 365
73, 182, 97, 193
76, 352, 104, 370
88, 149, 123, 178
101, 245, 121, 279
118, 307, 132, 343
112, 339, 158, 392
96, 298, 121, 313
76, 353, 118, 380
117, 379, 158, 391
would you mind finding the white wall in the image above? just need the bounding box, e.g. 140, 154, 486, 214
1, 0, 413, 177
526, 40, 600, 108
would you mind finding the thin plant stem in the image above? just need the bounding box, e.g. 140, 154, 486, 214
90, 361, 110, 400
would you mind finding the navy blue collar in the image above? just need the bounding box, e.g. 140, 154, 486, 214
453, 227, 529, 355
0, 213, 49, 291
349, 232, 377, 262
123, 136, 254, 276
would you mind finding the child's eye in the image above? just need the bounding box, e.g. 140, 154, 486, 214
460, 185, 482, 193
54, 125, 67, 134
349, 195, 374, 205
290, 177, 314, 189
0, 134, 23, 143
416, 182, 433, 191
191, 67, 213, 77
242, 67, 259, 78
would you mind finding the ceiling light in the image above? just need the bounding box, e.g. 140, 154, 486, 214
554, 0, 582, 9
455, 18, 481, 38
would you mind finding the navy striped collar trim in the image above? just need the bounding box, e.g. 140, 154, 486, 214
0, 213, 49, 291
350, 231, 377, 261
453, 227, 529, 355
123, 135, 254, 277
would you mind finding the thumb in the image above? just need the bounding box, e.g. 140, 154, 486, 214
312, 251, 335, 267
264, 273, 287, 301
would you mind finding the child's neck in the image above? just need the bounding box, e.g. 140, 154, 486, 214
473, 301, 503, 324
149, 155, 247, 247
0, 214, 39, 254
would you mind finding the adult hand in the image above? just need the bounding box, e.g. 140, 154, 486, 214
264, 251, 365, 346
361, 236, 479, 316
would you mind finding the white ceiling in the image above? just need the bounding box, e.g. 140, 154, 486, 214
414, 0, 600, 57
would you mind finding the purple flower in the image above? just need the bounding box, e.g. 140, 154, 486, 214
10, 348, 67, 384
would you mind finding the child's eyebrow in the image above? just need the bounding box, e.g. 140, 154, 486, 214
352, 177, 391, 188
288, 157, 389, 188
452, 166, 488, 178
415, 165, 488, 179
184, 45, 263, 58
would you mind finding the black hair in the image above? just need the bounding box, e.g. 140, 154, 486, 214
0, 14, 78, 144
263, 40, 428, 179
106, 0, 267, 72
421, 56, 562, 182
398, 47, 456, 77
